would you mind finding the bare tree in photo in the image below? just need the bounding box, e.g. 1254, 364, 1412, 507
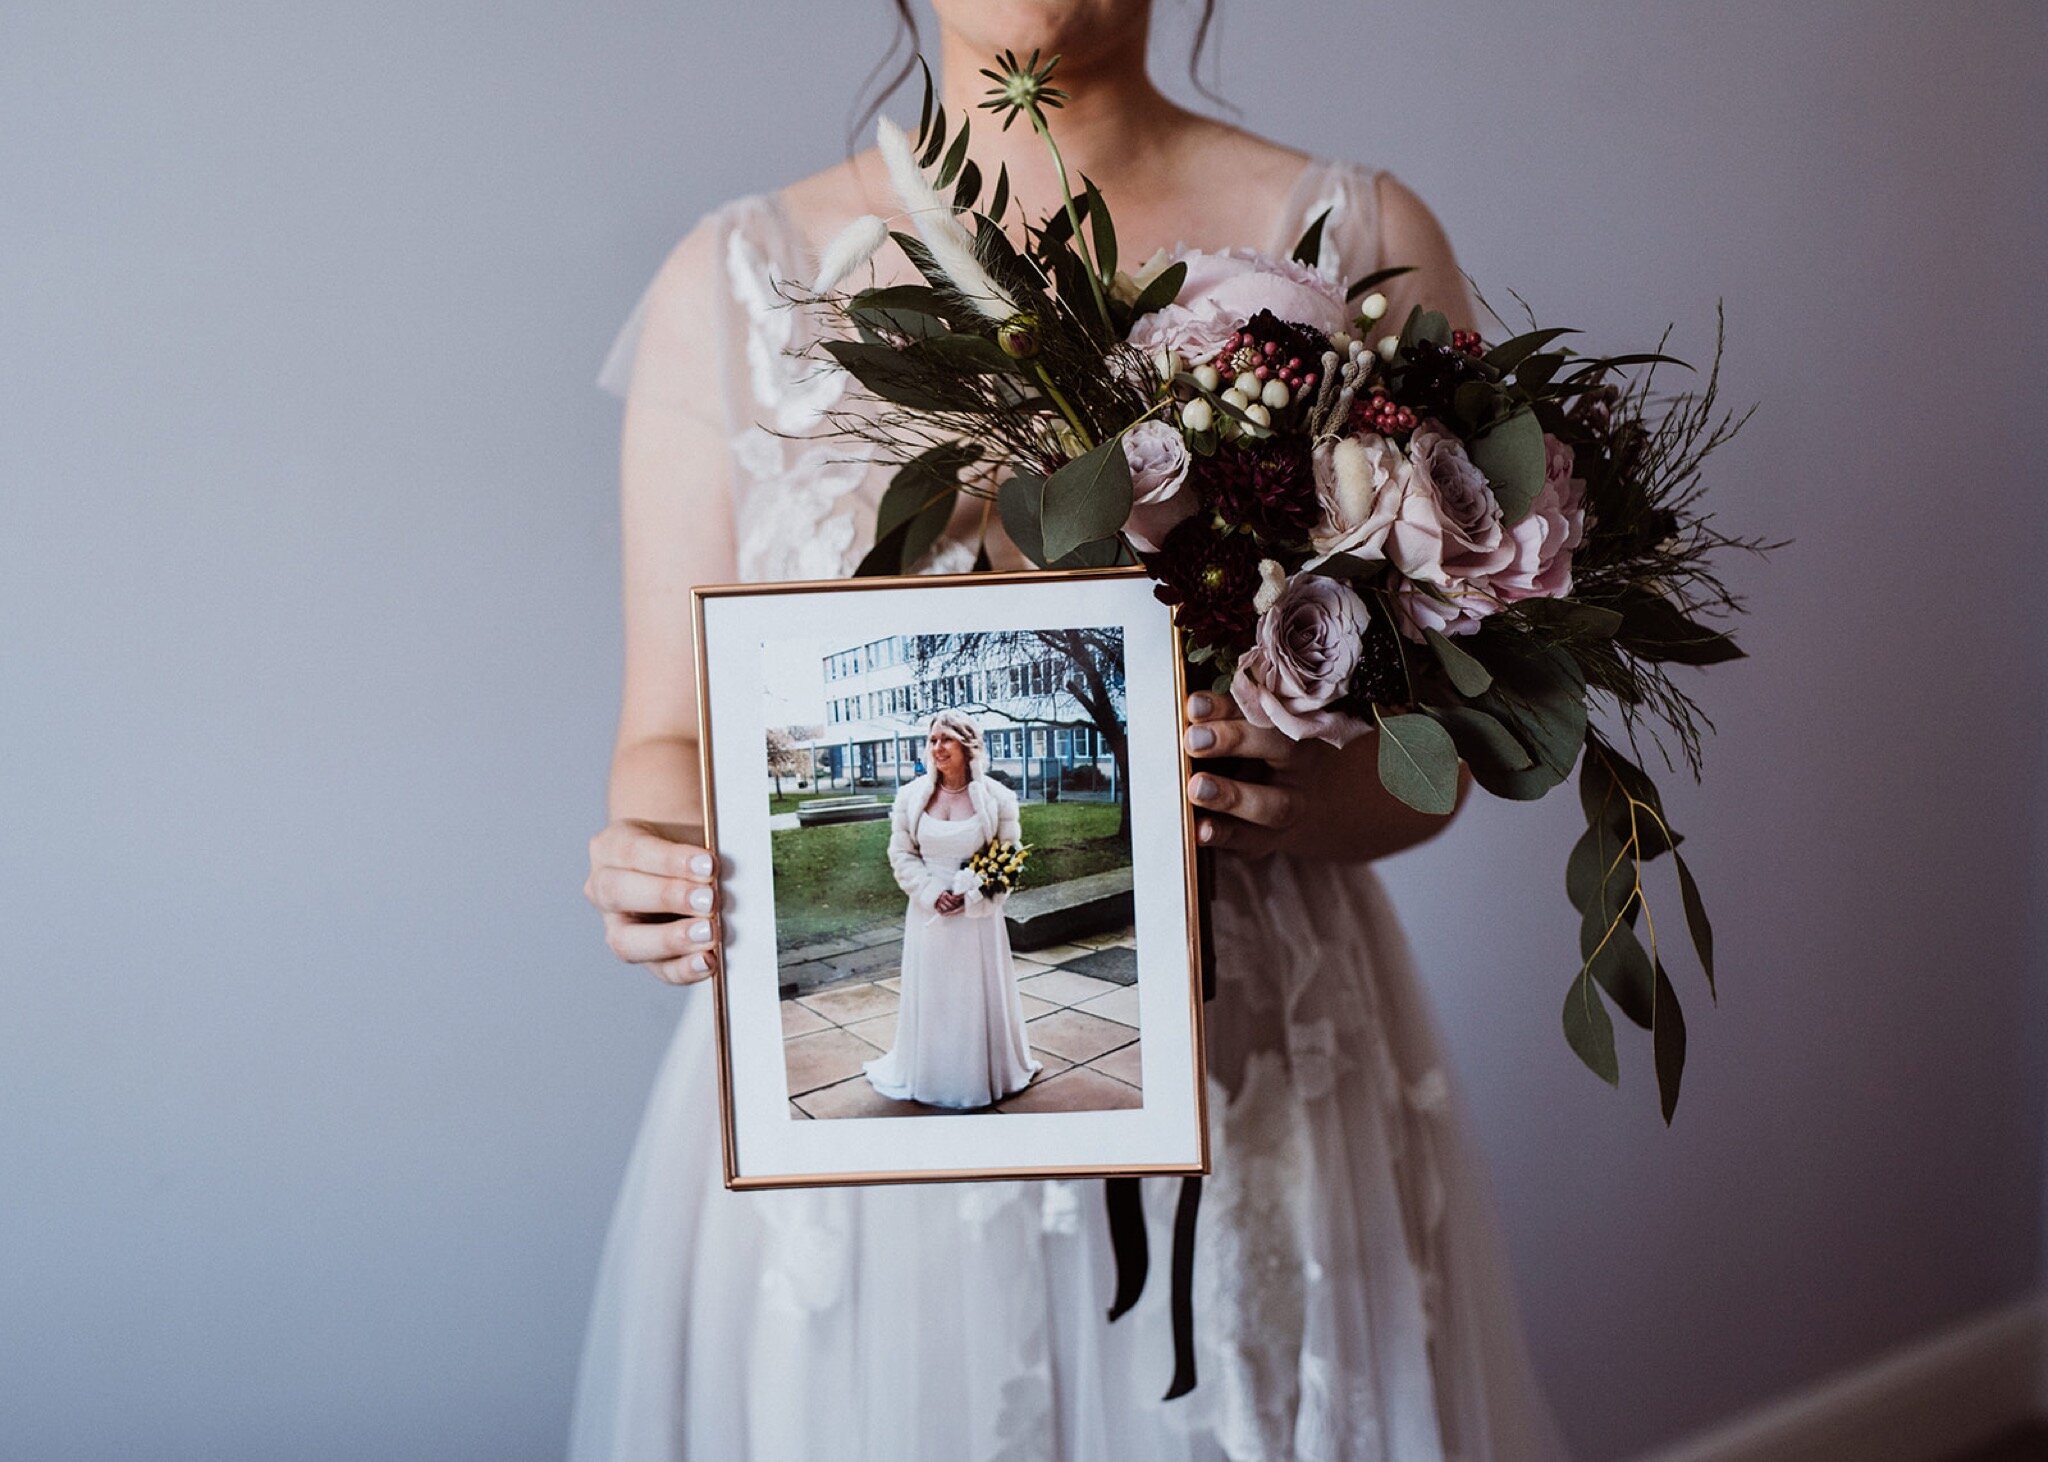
911, 629, 1131, 842
767, 726, 817, 797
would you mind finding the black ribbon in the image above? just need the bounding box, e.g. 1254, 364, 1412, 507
1103, 1176, 1149, 1322
1102, 835, 1228, 1399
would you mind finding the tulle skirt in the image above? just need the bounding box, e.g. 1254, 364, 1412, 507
567, 854, 1570, 1461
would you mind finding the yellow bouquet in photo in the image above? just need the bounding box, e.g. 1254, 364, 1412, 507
964, 837, 1032, 898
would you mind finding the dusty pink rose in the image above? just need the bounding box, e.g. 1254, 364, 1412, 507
1127, 247, 1346, 364
1309, 433, 1438, 568
1120, 420, 1199, 553
1393, 577, 1498, 639
1407, 421, 1512, 581
1230, 574, 1375, 747
1484, 433, 1587, 605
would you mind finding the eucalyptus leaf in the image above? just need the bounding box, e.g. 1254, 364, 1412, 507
1653, 960, 1687, 1124
998, 469, 1049, 567
1471, 639, 1587, 782
1582, 912, 1655, 1029
1453, 380, 1499, 433
859, 444, 978, 577
1407, 309, 1451, 348
1424, 628, 1492, 696
1039, 436, 1134, 562
1563, 974, 1620, 1086
1673, 847, 1716, 1000
1615, 591, 1746, 665
1429, 705, 1534, 779
1373, 709, 1460, 815
1468, 406, 1546, 526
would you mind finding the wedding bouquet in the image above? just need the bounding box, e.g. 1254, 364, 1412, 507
806, 52, 1774, 1120
958, 836, 1032, 899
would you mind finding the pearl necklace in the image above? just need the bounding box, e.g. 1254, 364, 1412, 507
931, 777, 972, 818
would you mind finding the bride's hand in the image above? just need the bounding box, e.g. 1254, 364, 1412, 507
1182, 692, 1336, 857
934, 891, 967, 915
585, 818, 721, 985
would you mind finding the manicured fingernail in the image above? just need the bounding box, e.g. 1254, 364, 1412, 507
1187, 694, 1213, 717
1186, 726, 1215, 751
1198, 820, 1215, 843
691, 854, 714, 877
688, 953, 709, 973
688, 920, 711, 942
1190, 775, 1216, 801
688, 887, 714, 913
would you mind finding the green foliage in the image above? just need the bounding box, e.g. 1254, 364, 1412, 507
857, 443, 980, 577
1467, 406, 1546, 526
1566, 733, 1714, 1121
1423, 628, 1492, 697
1291, 208, 1329, 267
1373, 708, 1460, 815
1038, 435, 1134, 562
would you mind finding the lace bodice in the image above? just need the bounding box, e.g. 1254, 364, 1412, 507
598, 158, 1395, 583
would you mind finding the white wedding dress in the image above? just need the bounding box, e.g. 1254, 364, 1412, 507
573, 158, 1572, 1461
865, 797, 1042, 1109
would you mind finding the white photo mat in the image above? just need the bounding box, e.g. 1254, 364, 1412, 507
696, 569, 1207, 1187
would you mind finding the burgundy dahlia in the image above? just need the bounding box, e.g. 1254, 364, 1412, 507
1140, 514, 1262, 653
1195, 436, 1320, 544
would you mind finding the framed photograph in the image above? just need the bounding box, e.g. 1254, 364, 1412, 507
692, 566, 1208, 1189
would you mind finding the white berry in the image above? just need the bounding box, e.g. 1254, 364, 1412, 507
1360, 292, 1389, 322
1180, 398, 1214, 432
1260, 378, 1291, 410
1192, 364, 1220, 392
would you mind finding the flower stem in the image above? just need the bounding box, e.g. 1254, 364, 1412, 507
1029, 109, 1115, 338
1032, 362, 1095, 451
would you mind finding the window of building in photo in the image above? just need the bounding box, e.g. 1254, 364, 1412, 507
786, 633, 1125, 800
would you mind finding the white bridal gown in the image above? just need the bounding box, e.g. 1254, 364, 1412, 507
864, 786, 1042, 1109
574, 158, 1572, 1461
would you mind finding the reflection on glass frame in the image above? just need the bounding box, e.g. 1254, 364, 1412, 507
693, 567, 1208, 1189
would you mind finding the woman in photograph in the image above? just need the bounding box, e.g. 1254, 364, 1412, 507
862, 711, 1042, 1109
577, 0, 1570, 1457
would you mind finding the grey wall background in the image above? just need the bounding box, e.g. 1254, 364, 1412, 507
4, 2, 2043, 1458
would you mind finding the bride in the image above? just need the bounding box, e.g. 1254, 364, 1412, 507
863, 710, 1042, 1109
577, 0, 1571, 1456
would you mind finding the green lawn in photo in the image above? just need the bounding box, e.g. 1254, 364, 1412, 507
770, 800, 1131, 946
767, 790, 859, 815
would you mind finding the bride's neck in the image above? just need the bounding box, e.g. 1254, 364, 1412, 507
935, 32, 1190, 219
935, 769, 969, 790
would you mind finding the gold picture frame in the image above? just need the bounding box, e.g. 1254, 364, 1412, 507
691, 565, 1210, 1189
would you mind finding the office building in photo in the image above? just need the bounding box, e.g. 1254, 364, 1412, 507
792, 633, 1123, 802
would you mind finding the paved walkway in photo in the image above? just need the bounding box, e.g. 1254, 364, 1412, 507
781, 925, 1142, 1118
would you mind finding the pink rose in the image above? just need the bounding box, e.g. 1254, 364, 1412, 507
1127, 247, 1346, 365
1483, 433, 1587, 605
1407, 422, 1512, 581
1230, 574, 1375, 747
1120, 420, 1199, 553
1310, 433, 1435, 567
1393, 577, 1498, 640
